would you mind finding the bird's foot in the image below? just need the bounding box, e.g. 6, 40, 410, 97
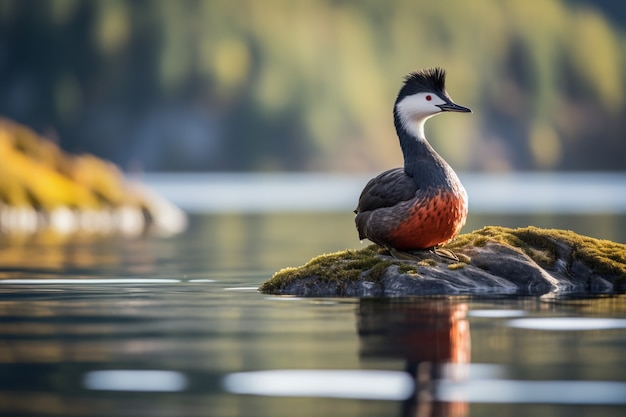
432, 247, 459, 262
388, 247, 459, 262
389, 247, 427, 261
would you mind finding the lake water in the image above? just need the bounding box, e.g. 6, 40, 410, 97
1, 174, 626, 416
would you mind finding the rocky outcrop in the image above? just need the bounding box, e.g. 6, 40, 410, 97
260, 226, 626, 296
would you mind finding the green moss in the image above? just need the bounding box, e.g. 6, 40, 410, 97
396, 263, 419, 275
259, 245, 396, 293
448, 262, 465, 270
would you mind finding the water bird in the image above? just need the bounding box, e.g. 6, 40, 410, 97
354, 67, 471, 259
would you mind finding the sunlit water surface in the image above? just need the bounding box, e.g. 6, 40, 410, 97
1, 211, 625, 417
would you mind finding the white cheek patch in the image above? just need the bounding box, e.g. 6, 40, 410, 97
396, 93, 445, 117
395, 93, 445, 139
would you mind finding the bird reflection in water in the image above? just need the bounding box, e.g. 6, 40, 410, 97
357, 298, 470, 417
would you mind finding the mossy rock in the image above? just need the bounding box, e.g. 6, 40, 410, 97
260, 226, 626, 297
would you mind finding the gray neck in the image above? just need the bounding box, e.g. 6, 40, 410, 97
393, 108, 455, 189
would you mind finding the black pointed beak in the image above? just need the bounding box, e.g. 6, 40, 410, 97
437, 100, 472, 113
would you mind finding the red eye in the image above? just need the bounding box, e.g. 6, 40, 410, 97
425, 95, 432, 101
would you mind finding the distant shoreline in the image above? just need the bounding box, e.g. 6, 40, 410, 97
139, 172, 626, 214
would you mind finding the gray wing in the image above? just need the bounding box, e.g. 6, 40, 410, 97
354, 168, 418, 214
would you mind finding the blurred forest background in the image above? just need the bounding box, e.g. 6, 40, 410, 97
0, 0, 625, 173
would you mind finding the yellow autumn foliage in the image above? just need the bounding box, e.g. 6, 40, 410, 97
0, 118, 186, 236
0, 119, 136, 209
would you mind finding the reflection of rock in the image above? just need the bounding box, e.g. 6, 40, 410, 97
261, 226, 626, 296
358, 299, 470, 417
0, 118, 186, 236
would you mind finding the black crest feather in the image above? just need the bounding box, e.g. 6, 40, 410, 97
397, 67, 447, 100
